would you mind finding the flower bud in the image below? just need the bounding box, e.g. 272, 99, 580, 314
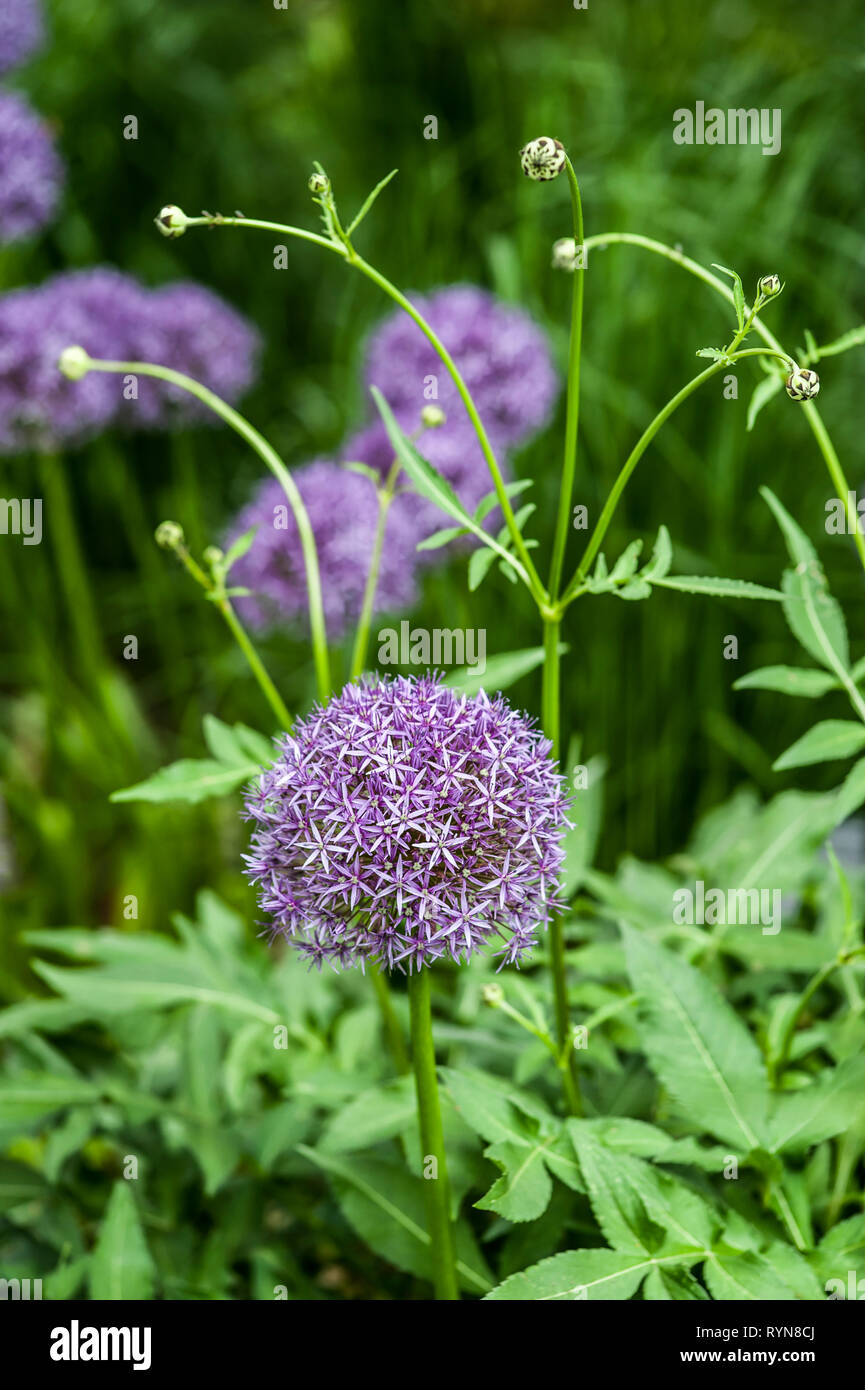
785, 367, 820, 401
519, 137, 566, 182
481, 982, 504, 1007
155, 520, 185, 550
758, 274, 781, 298
308, 171, 330, 196
203, 545, 224, 567
552, 237, 579, 271
57, 345, 91, 380
154, 204, 188, 239
420, 404, 446, 429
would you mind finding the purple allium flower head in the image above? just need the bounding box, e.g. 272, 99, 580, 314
0, 269, 148, 451
0, 91, 62, 243
0, 0, 44, 74
363, 285, 558, 450
119, 281, 260, 427
243, 673, 569, 972
227, 462, 421, 640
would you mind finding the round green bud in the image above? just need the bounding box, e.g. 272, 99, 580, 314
552, 237, 579, 271
481, 982, 504, 1007
758, 274, 781, 297
420, 404, 446, 429
155, 520, 185, 550
308, 171, 330, 196
154, 205, 188, 239
203, 545, 224, 567
57, 345, 91, 381
785, 367, 820, 401
519, 137, 566, 182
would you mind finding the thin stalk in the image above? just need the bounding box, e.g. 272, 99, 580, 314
178, 212, 547, 607
407, 968, 459, 1301
350, 457, 401, 680
770, 945, 865, 1086
216, 597, 293, 731
38, 453, 106, 675
371, 967, 410, 1075
73, 357, 331, 702
541, 617, 582, 1116
548, 156, 585, 601
580, 231, 865, 575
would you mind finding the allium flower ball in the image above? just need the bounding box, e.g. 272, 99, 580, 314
0, 91, 63, 243
785, 366, 820, 401
0, 0, 44, 75
243, 674, 569, 971
363, 285, 558, 452
226, 462, 421, 640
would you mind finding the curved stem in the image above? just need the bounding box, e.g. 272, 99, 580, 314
581, 232, 865, 575
407, 968, 459, 1300
74, 357, 331, 702
548, 157, 585, 601
216, 598, 293, 730
177, 213, 547, 608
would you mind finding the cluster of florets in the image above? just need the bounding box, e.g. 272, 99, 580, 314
0, 0, 44, 76
242, 674, 569, 972
0, 268, 258, 452
0, 90, 63, 243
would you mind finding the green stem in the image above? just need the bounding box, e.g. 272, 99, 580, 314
179, 212, 547, 608
38, 453, 106, 675
75, 357, 331, 702
770, 945, 865, 1086
407, 968, 459, 1301
580, 232, 865, 575
216, 597, 293, 731
541, 617, 582, 1116
350, 458, 401, 680
548, 157, 585, 602
371, 967, 410, 1074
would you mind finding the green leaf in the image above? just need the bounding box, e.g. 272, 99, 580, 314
622, 927, 770, 1150
416, 524, 467, 551
345, 167, 398, 236
296, 1147, 492, 1294
370, 387, 528, 586
704, 1251, 799, 1300
762, 487, 850, 672
651, 575, 785, 601
222, 525, 258, 573
343, 460, 381, 484
746, 373, 783, 431
773, 719, 865, 771
474, 1138, 554, 1223
89, 1182, 156, 1301
318, 1078, 416, 1154
813, 1214, 865, 1285
0, 1074, 100, 1124
467, 544, 497, 592
812, 324, 865, 359
484, 1248, 671, 1301
712, 263, 745, 331
768, 1054, 865, 1153
446, 645, 567, 698
561, 752, 607, 898
641, 525, 673, 581
734, 665, 838, 699
34, 960, 279, 1025
473, 479, 533, 524
110, 757, 260, 805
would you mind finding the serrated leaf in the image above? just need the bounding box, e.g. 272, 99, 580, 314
773, 719, 865, 771
733, 665, 838, 698
89, 1182, 156, 1301
768, 1054, 865, 1153
762, 487, 850, 672
622, 927, 770, 1151
484, 1248, 676, 1301
641, 525, 673, 581
474, 1138, 555, 1223
704, 1251, 799, 1300
651, 575, 785, 601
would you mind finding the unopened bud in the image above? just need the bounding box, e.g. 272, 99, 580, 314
519, 137, 566, 182
58, 345, 92, 380
155, 520, 185, 550
552, 237, 580, 271
154, 204, 188, 239
785, 367, 820, 401
203, 545, 224, 567
308, 171, 330, 196
758, 274, 781, 298
481, 983, 504, 1007
420, 404, 446, 429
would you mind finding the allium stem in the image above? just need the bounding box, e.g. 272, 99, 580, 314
349, 457, 401, 680
73, 357, 331, 702
407, 968, 459, 1300
39, 453, 106, 677
578, 231, 865, 577
541, 617, 582, 1117
217, 597, 294, 731
371, 967, 410, 1075
548, 156, 585, 602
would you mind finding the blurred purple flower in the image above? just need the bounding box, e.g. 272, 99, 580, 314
0, 91, 62, 243
0, 0, 44, 75
227, 461, 420, 640
118, 281, 260, 428
0, 268, 259, 452
243, 673, 568, 972
363, 284, 558, 451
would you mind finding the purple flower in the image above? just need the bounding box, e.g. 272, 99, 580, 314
0, 269, 146, 451
118, 281, 260, 428
0, 91, 62, 243
363, 285, 558, 451
227, 462, 421, 640
0, 268, 259, 452
243, 673, 568, 972
0, 0, 44, 75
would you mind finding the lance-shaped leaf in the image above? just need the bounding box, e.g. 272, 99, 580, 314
734, 665, 838, 699
773, 719, 865, 771
761, 486, 850, 672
